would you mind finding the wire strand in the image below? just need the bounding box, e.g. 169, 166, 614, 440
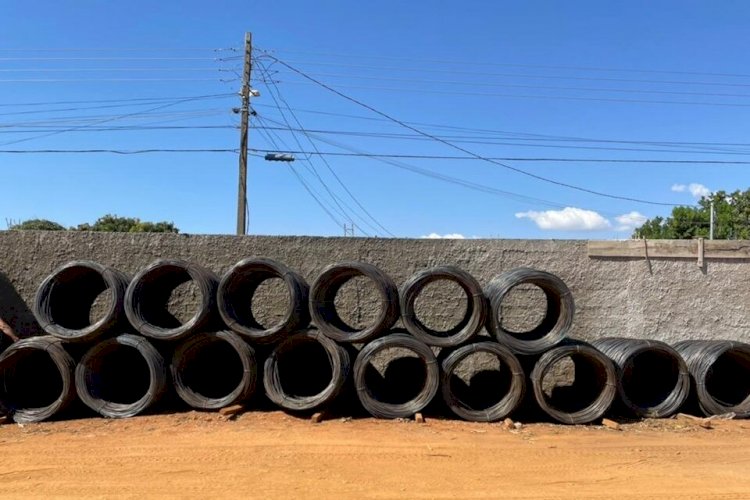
263, 55, 681, 207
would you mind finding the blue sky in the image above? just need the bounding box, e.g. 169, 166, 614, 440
1, 1, 749, 238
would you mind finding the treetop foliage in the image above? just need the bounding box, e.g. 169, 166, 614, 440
9, 214, 179, 233
633, 189, 750, 239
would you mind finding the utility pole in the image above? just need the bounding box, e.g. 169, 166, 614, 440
236, 32, 252, 235
709, 200, 715, 240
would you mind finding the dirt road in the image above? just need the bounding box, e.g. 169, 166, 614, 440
1, 411, 749, 499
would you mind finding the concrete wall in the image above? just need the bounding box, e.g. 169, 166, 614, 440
0, 231, 748, 346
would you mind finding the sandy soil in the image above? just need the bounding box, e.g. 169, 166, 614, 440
1, 411, 749, 499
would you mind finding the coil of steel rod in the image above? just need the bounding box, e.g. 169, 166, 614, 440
33, 260, 130, 343
0, 336, 77, 423
218, 257, 310, 344
309, 262, 399, 343
76, 333, 168, 418
263, 329, 352, 412
353, 332, 439, 419
125, 259, 219, 341
485, 267, 574, 355
171, 330, 257, 410
593, 337, 689, 418
530, 340, 617, 424
399, 266, 487, 347
440, 340, 525, 422
673, 340, 750, 417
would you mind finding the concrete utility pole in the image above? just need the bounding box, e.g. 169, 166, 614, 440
709, 200, 715, 240
236, 32, 253, 235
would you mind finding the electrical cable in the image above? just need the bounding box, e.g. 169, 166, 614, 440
256, 64, 383, 236
247, 148, 750, 165
262, 56, 682, 207
253, 116, 345, 228
258, 61, 395, 237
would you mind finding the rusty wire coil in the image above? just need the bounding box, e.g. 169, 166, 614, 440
593, 337, 690, 418
353, 332, 439, 419
125, 259, 219, 341
673, 340, 750, 417
0, 336, 77, 423
485, 267, 574, 355
34, 260, 130, 343
171, 330, 257, 410
440, 340, 525, 422
310, 262, 399, 343
263, 329, 352, 412
400, 266, 487, 347
76, 334, 168, 418
530, 340, 617, 424
218, 257, 309, 345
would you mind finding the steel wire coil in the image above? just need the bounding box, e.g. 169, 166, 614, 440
485, 267, 574, 355
125, 259, 219, 341
33, 260, 130, 343
263, 329, 351, 412
530, 340, 617, 424
171, 330, 257, 410
76, 333, 168, 418
0, 336, 77, 423
673, 340, 750, 417
400, 266, 487, 347
218, 257, 309, 344
593, 337, 689, 418
310, 262, 399, 343
353, 332, 439, 419
440, 340, 525, 422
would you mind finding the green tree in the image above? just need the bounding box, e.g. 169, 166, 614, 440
9, 219, 65, 231
75, 214, 179, 233
9, 215, 179, 233
633, 189, 750, 239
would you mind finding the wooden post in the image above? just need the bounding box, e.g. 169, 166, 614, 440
236, 32, 253, 235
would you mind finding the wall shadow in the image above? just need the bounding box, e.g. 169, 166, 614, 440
0, 272, 40, 350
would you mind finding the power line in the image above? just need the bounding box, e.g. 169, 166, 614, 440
258, 48, 750, 79
257, 60, 394, 237
0, 95, 230, 147
0, 78, 234, 83
256, 104, 750, 154
267, 132, 728, 231
0, 92, 235, 108
0, 148, 237, 154
256, 57, 750, 90
255, 90, 363, 230
268, 79, 750, 109
0, 94, 234, 117
253, 115, 344, 229
261, 56, 684, 207
246, 147, 750, 165
0, 67, 234, 73
293, 129, 584, 212
0, 56, 227, 61
0, 47, 238, 52
251, 121, 750, 156
268, 70, 750, 100
255, 108, 373, 236
1, 108, 229, 127
0, 125, 236, 134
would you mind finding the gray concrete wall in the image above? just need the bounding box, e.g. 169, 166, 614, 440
0, 230, 748, 346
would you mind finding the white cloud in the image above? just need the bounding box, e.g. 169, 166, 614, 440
421, 233, 466, 239
515, 207, 611, 231
672, 182, 711, 199
615, 211, 648, 232
688, 183, 711, 199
